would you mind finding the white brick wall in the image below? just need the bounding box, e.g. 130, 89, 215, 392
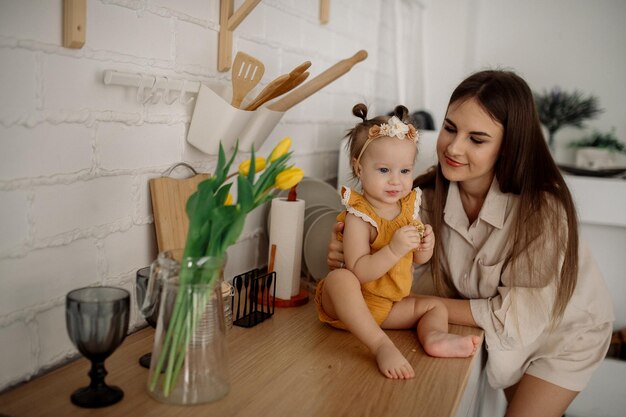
0, 49, 37, 118
1, 124, 94, 179
0, 0, 422, 391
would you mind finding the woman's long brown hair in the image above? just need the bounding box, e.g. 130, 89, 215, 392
414, 70, 579, 324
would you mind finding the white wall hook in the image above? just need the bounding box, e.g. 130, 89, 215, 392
149, 76, 167, 104
178, 79, 195, 105
104, 70, 200, 105
136, 73, 156, 104
162, 76, 179, 105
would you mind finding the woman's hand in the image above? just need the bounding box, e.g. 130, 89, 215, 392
416, 224, 435, 252
327, 222, 345, 270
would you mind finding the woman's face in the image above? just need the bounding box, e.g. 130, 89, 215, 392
436, 97, 504, 191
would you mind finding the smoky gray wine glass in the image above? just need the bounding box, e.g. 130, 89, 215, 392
135, 266, 160, 368
65, 286, 130, 408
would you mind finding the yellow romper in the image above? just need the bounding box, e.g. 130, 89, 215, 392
315, 186, 423, 329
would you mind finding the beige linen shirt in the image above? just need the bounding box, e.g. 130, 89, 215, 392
419, 179, 614, 389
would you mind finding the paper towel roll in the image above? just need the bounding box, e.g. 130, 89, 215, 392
268, 198, 305, 300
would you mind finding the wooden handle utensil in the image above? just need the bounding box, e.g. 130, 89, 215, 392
288, 61, 312, 78
244, 74, 290, 111
268, 244, 277, 273
244, 61, 312, 111
231, 51, 265, 108
268, 50, 367, 112
269, 71, 310, 101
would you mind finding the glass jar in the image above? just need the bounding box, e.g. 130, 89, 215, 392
221, 281, 234, 330
146, 253, 230, 405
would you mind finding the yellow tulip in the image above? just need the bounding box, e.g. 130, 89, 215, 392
268, 137, 292, 162
238, 157, 266, 176
274, 167, 304, 190
224, 193, 233, 206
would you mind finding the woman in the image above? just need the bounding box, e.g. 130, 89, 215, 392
326, 70, 614, 416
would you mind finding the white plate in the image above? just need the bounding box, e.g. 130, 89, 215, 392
300, 204, 335, 234
281, 177, 343, 210
267, 204, 336, 237
304, 206, 336, 235
301, 206, 337, 274
304, 209, 340, 281
305, 203, 334, 217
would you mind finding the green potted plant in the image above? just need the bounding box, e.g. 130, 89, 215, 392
569, 129, 626, 169
570, 128, 625, 153
534, 87, 603, 151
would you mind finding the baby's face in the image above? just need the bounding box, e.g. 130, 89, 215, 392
355, 136, 417, 207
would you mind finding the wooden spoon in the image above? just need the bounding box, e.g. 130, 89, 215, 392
231, 52, 265, 108
287, 61, 312, 79
269, 71, 309, 101
244, 73, 290, 111
244, 61, 312, 111
268, 50, 367, 112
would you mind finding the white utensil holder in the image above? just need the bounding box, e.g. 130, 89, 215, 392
187, 84, 252, 154
186, 84, 285, 155
238, 106, 285, 151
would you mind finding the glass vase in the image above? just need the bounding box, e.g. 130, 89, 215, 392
147, 254, 230, 405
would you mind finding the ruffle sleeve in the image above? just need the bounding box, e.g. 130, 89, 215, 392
340, 186, 378, 230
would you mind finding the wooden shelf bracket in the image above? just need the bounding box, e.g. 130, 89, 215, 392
320, 0, 330, 24
63, 0, 86, 49
218, 0, 262, 72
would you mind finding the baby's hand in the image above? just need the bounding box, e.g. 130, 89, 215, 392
389, 225, 422, 257
415, 224, 435, 252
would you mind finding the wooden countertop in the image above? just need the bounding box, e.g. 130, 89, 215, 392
0, 300, 483, 417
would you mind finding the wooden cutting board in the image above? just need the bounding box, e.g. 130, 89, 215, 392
149, 166, 209, 252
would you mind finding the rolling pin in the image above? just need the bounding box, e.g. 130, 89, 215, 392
268, 50, 368, 112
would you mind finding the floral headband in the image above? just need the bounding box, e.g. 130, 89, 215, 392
355, 116, 419, 164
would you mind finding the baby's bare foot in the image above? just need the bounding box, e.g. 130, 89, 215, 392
374, 341, 415, 379
422, 332, 481, 358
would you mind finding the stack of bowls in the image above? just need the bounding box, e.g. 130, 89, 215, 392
266, 177, 342, 281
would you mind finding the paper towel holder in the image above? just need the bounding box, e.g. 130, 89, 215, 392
271, 240, 309, 308
269, 244, 309, 308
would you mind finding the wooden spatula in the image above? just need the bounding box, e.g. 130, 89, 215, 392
285, 60, 312, 80
244, 61, 312, 111
268, 71, 310, 102
231, 51, 265, 108
244, 73, 291, 111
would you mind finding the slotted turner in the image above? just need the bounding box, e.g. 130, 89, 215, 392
230, 52, 265, 108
